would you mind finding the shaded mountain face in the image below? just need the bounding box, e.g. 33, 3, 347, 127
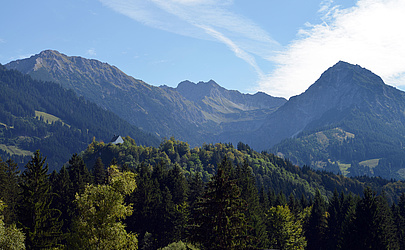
6, 50, 286, 146
258, 61, 405, 180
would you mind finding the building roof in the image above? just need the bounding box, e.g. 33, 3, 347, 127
110, 135, 124, 144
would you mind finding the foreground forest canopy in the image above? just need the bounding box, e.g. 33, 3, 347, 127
2, 137, 405, 249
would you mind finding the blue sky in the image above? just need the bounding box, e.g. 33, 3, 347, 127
1, 0, 405, 98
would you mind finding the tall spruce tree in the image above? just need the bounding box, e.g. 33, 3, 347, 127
167, 164, 188, 205
191, 157, 248, 249
345, 187, 399, 249
127, 163, 161, 249
50, 165, 72, 237
187, 172, 204, 208
393, 193, 405, 249
305, 189, 327, 250
93, 157, 106, 185
18, 150, 62, 249
0, 158, 20, 225
325, 189, 344, 249
236, 162, 268, 249
67, 153, 92, 195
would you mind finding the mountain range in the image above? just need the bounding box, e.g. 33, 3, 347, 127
6, 50, 405, 180
5, 50, 286, 146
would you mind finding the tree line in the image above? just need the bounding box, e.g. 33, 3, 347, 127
2, 145, 405, 249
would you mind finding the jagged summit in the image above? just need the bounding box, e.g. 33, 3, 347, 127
309, 61, 384, 90
175, 79, 286, 111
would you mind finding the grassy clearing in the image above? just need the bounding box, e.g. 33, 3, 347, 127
0, 144, 32, 156
35, 111, 70, 127
359, 158, 380, 168
337, 162, 351, 176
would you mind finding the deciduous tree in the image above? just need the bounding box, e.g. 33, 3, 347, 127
69, 165, 138, 249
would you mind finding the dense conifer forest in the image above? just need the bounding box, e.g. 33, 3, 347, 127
2, 137, 405, 249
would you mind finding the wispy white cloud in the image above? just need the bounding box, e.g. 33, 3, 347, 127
8, 53, 35, 62
86, 48, 97, 56
100, 0, 405, 99
258, 0, 405, 98
99, 0, 279, 81
197, 24, 264, 78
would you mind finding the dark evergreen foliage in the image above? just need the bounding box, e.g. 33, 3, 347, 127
93, 157, 106, 185
344, 187, 399, 249
0, 158, 20, 224
190, 158, 248, 249
18, 150, 62, 249
235, 161, 268, 248
305, 189, 327, 250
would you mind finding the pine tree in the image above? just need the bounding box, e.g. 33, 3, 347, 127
50, 165, 72, 237
127, 163, 161, 249
236, 162, 268, 249
93, 157, 106, 185
275, 191, 287, 206
191, 157, 248, 249
324, 189, 342, 249
345, 187, 399, 249
167, 164, 188, 205
258, 186, 270, 212
67, 153, 92, 195
393, 193, 405, 249
305, 189, 327, 250
287, 193, 301, 216
18, 150, 62, 249
0, 158, 20, 224
187, 172, 204, 208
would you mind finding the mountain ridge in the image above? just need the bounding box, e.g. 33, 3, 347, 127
6, 50, 286, 146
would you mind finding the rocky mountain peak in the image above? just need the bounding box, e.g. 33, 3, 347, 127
247, 61, 403, 150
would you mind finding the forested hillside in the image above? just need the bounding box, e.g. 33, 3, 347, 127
0, 65, 159, 170
81, 137, 405, 204
1, 139, 405, 249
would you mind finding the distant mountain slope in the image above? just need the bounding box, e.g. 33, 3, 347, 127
260, 61, 405, 180
0, 64, 159, 171
6, 50, 286, 146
